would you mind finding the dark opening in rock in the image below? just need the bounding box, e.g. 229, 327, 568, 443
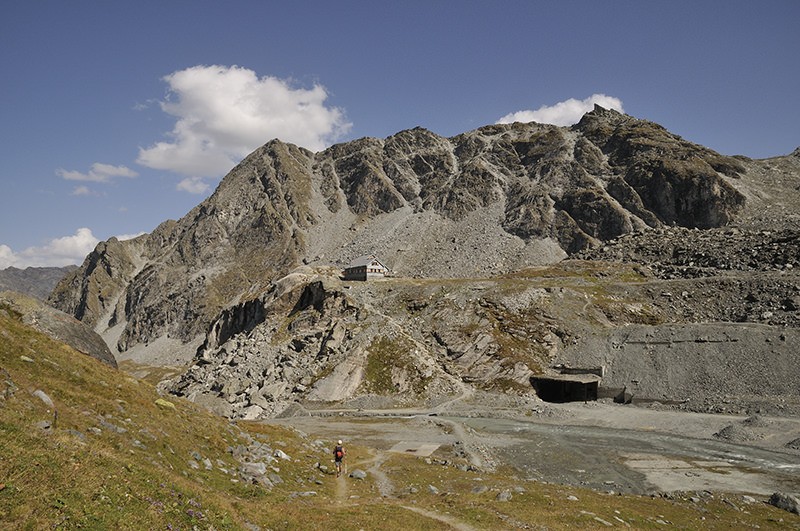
531, 374, 600, 403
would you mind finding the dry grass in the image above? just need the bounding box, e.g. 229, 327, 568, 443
0, 307, 265, 529
382, 453, 794, 530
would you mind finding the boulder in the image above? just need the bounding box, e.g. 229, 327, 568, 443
33, 389, 54, 409
769, 492, 800, 515
349, 469, 367, 480
496, 490, 513, 502
0, 291, 116, 367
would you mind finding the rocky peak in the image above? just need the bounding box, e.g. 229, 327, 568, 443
49, 237, 144, 329
575, 105, 746, 228
52, 110, 772, 359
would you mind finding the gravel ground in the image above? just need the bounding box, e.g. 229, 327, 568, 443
270, 398, 800, 496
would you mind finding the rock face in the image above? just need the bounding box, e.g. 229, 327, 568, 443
0, 291, 116, 367
49, 140, 312, 360
167, 255, 800, 418
0, 266, 75, 300
168, 267, 554, 418
50, 107, 752, 360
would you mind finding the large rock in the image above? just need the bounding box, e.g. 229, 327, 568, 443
769, 492, 800, 515
0, 291, 116, 367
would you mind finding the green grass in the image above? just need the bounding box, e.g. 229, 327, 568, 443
362, 335, 431, 396
363, 337, 397, 394
0, 307, 328, 529
0, 309, 268, 529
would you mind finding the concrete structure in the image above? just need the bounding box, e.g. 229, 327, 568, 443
343, 255, 389, 281
531, 373, 601, 403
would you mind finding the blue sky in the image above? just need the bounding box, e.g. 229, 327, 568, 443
1, 1, 798, 268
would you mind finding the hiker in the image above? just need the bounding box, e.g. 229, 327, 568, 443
333, 439, 346, 477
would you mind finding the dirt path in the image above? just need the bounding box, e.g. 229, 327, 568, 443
351, 449, 477, 529
432, 385, 475, 413
365, 452, 394, 498
351, 449, 394, 498
335, 474, 348, 503
324, 445, 477, 528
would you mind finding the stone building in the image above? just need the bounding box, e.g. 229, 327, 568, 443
343, 255, 389, 281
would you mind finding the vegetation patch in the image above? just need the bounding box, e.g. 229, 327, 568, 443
478, 300, 550, 375
374, 452, 793, 530
0, 311, 327, 529
361, 335, 429, 396
595, 295, 662, 325
117, 360, 186, 387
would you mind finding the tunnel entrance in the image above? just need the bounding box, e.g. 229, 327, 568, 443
531, 374, 600, 403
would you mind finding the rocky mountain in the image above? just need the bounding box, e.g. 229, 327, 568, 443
0, 265, 75, 300
49, 106, 800, 418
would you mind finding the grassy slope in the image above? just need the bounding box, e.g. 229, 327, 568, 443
1, 305, 795, 530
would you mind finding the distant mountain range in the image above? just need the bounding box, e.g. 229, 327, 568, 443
0, 265, 76, 300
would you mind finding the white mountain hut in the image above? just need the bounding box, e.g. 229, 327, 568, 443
343, 255, 389, 281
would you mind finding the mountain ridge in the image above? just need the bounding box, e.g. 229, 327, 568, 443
47, 107, 800, 418
50, 107, 759, 353
0, 265, 75, 300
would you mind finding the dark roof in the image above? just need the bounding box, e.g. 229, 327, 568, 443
346, 255, 387, 269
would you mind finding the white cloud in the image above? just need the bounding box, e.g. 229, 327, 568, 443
176, 177, 211, 195
56, 163, 138, 183
0, 228, 99, 268
70, 185, 105, 197
115, 232, 146, 241
497, 94, 624, 127
137, 65, 352, 178
132, 99, 157, 111
0, 245, 16, 269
